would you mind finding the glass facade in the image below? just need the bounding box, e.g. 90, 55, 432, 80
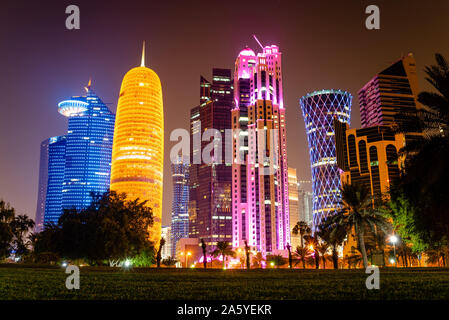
188, 68, 233, 246
35, 139, 49, 232
42, 84, 115, 226
61, 90, 115, 211
299, 90, 352, 229
170, 155, 189, 258
44, 135, 67, 225
110, 51, 164, 248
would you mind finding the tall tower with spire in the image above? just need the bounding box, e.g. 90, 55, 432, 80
110, 43, 164, 248
231, 40, 290, 255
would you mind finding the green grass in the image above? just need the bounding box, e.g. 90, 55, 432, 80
1, 265, 449, 300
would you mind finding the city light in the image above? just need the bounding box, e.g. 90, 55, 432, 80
390, 235, 399, 244
124, 260, 131, 268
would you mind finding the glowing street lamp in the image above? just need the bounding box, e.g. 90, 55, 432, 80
389, 235, 398, 267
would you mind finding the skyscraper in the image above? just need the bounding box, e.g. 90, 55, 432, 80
35, 139, 49, 232
42, 82, 115, 225
288, 168, 300, 248
110, 44, 164, 248
334, 120, 405, 200
188, 68, 233, 246
170, 154, 189, 258
298, 184, 313, 226
161, 225, 172, 259
43, 135, 66, 225
359, 53, 421, 140
299, 90, 352, 228
59, 84, 115, 211
232, 43, 290, 254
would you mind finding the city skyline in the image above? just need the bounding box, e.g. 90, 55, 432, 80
1, 1, 449, 227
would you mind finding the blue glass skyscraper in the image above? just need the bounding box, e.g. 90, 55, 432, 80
42, 81, 115, 226
170, 154, 189, 257
299, 90, 352, 229
44, 135, 67, 225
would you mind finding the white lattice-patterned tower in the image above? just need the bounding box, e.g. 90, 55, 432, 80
299, 90, 352, 229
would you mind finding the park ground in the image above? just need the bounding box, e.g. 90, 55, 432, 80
1, 265, 449, 300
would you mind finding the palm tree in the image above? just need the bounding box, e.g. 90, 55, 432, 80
162, 256, 177, 267
394, 53, 449, 140
244, 241, 251, 270
317, 216, 347, 269
211, 241, 235, 269
252, 252, 265, 268
331, 183, 390, 269
294, 245, 311, 269
156, 237, 165, 268
200, 239, 207, 269
292, 221, 311, 248
316, 242, 330, 269
285, 243, 293, 269
304, 235, 320, 269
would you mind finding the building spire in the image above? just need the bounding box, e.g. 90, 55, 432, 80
141, 41, 145, 67
84, 78, 92, 93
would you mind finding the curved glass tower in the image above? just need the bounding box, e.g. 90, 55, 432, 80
299, 90, 352, 228
110, 44, 164, 248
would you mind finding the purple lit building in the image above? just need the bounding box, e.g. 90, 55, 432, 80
231, 43, 290, 255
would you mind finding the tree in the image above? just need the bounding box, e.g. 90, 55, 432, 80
244, 241, 251, 270
294, 245, 311, 269
0, 200, 15, 260
389, 53, 449, 256
285, 243, 293, 269
317, 216, 347, 269
201, 239, 207, 269
316, 242, 330, 269
292, 221, 311, 248
267, 254, 286, 268
304, 235, 320, 269
251, 252, 265, 268
33, 191, 154, 265
10, 214, 35, 258
156, 237, 166, 268
162, 256, 177, 267
211, 241, 235, 269
330, 183, 390, 269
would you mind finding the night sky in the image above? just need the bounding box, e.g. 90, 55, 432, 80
1, 0, 448, 226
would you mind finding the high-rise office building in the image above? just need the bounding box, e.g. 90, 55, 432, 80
299, 90, 352, 228
188, 68, 233, 246
161, 225, 172, 259
110, 44, 164, 248
44, 135, 66, 225
298, 186, 313, 226
231, 44, 290, 254
35, 139, 49, 232
288, 168, 300, 248
334, 120, 405, 200
42, 82, 115, 225
60, 84, 115, 211
359, 53, 421, 140
170, 154, 190, 258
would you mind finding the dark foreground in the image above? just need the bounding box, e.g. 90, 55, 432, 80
1, 265, 449, 300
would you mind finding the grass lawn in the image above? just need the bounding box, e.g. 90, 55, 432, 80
1, 265, 449, 300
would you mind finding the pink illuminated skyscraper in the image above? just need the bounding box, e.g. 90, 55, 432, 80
231, 41, 290, 255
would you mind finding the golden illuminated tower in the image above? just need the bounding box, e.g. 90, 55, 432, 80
110, 42, 164, 247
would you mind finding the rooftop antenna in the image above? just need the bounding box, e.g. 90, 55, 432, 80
253, 35, 264, 50
141, 41, 146, 67
84, 78, 92, 93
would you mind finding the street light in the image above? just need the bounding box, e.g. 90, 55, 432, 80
389, 235, 398, 267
